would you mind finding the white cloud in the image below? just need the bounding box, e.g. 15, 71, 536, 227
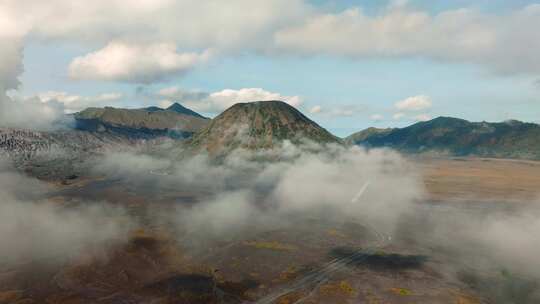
0, 96, 67, 130
2, 0, 307, 50
309, 105, 322, 114
211, 88, 303, 108
414, 113, 432, 121
1, 0, 540, 97
388, 0, 409, 10
156, 86, 209, 101
0, 36, 67, 130
158, 86, 181, 97
330, 108, 356, 117
37, 91, 123, 113
0, 0, 540, 92
0, 164, 133, 264
370, 114, 384, 121
158, 99, 174, 109
0, 38, 22, 94
306, 104, 365, 117
0, 89, 125, 129
68, 42, 213, 83
274, 4, 540, 75
393, 112, 405, 120
391, 112, 431, 122
158, 87, 303, 113
395, 95, 432, 111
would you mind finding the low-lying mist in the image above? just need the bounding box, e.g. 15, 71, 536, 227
94, 142, 425, 239
95, 142, 540, 276
94, 141, 540, 300
0, 158, 134, 266
2, 140, 540, 302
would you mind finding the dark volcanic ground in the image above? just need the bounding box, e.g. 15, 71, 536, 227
0, 178, 499, 304
2, 156, 540, 304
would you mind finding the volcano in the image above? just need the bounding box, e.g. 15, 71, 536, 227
189, 100, 340, 154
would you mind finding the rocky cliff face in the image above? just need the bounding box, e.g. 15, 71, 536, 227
0, 128, 140, 159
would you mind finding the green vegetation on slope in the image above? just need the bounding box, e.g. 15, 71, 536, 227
347, 117, 540, 160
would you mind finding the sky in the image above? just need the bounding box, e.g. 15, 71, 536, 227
1, 0, 540, 136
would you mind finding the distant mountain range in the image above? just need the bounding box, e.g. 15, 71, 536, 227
189, 100, 339, 155
74, 103, 209, 139
2, 101, 540, 163
346, 117, 540, 160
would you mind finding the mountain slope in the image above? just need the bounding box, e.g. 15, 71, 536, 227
344, 127, 394, 145
347, 117, 540, 160
166, 102, 207, 118
75, 104, 209, 139
189, 100, 340, 154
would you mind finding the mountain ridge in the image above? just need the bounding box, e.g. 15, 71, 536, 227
347, 116, 540, 160
74, 104, 209, 139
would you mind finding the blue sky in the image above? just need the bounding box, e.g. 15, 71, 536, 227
7, 0, 540, 136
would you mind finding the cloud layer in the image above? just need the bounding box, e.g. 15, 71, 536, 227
37, 91, 123, 113
274, 4, 540, 76
2, 1, 540, 128
93, 142, 425, 243
395, 95, 432, 111
157, 87, 303, 113
0, 39, 68, 129
2, 137, 540, 297
90, 140, 540, 284
0, 158, 133, 265
69, 42, 213, 83
308, 104, 366, 117
3, 1, 540, 86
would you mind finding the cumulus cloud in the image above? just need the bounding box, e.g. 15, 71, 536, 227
69, 42, 213, 83
1, 89, 123, 129
309, 105, 322, 114
0, 36, 69, 130
37, 91, 123, 113
0, 38, 22, 94
395, 95, 432, 111
392, 95, 432, 121
209, 88, 303, 108
4, 0, 307, 50
370, 114, 384, 121
3, 1, 540, 82
274, 4, 540, 76
0, 96, 68, 130
413, 113, 432, 121
393, 112, 405, 120
157, 87, 303, 113
307, 104, 366, 117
